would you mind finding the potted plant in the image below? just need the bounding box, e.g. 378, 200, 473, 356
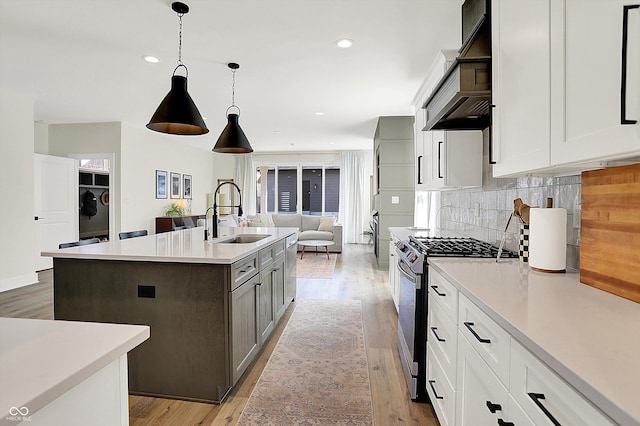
165, 202, 184, 217
361, 222, 374, 244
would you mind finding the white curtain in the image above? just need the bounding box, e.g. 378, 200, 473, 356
339, 151, 366, 243
414, 190, 441, 229
235, 154, 256, 216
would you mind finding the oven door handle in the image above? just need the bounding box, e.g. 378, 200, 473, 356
397, 260, 419, 285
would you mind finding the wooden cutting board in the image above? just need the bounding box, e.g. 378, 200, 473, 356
580, 163, 640, 303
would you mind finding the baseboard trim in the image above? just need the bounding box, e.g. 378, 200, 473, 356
0, 272, 39, 293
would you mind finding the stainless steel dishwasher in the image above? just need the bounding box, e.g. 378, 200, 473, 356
285, 233, 298, 303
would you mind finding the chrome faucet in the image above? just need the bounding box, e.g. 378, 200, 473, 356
208, 181, 243, 239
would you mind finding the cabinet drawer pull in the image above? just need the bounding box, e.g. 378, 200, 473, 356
430, 326, 446, 342
437, 141, 444, 179
430, 285, 446, 297
464, 322, 491, 344
417, 155, 423, 184
428, 380, 444, 400
528, 393, 561, 426
621, 5, 639, 125
497, 419, 514, 426
486, 400, 502, 413
256, 282, 262, 286
489, 104, 496, 164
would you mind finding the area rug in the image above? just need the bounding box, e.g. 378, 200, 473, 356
237, 299, 373, 425
295, 253, 337, 279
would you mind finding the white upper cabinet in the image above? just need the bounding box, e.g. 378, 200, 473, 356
429, 130, 483, 189
491, 0, 551, 177
414, 50, 483, 189
550, 0, 640, 166
491, 0, 640, 177
414, 50, 456, 190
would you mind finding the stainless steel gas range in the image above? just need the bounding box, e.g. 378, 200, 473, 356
395, 236, 517, 401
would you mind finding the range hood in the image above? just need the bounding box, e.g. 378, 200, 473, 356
423, 0, 491, 131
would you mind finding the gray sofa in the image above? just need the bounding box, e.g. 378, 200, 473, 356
247, 213, 342, 253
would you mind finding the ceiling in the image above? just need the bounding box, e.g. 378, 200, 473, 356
0, 0, 462, 153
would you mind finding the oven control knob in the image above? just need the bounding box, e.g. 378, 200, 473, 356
409, 253, 417, 262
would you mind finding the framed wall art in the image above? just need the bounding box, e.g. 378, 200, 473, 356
156, 170, 168, 199
170, 172, 181, 199
183, 174, 192, 199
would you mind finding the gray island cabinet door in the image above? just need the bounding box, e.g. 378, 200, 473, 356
230, 273, 260, 385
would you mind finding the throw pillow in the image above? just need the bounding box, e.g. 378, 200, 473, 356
318, 217, 335, 232
218, 215, 238, 227
259, 213, 275, 227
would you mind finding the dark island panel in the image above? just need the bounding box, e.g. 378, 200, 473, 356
54, 258, 232, 403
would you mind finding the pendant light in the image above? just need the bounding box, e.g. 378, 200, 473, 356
213, 63, 253, 153
147, 2, 208, 135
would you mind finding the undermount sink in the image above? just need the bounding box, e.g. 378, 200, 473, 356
216, 234, 271, 244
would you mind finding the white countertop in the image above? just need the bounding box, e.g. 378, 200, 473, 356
428, 258, 640, 426
0, 318, 149, 421
42, 227, 297, 265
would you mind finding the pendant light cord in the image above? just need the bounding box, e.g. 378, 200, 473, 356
231, 68, 236, 108
225, 63, 241, 116
177, 12, 184, 67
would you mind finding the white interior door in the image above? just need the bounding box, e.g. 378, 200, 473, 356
34, 154, 77, 271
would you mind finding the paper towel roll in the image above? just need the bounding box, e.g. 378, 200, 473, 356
528, 208, 567, 272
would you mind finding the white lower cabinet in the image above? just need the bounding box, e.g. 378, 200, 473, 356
428, 291, 458, 383
427, 343, 457, 426
458, 294, 511, 386
388, 240, 399, 311
427, 268, 615, 426
456, 331, 510, 426
427, 269, 460, 425
510, 340, 615, 426
505, 394, 535, 426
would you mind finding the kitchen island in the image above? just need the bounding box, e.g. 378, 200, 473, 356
0, 317, 148, 425
42, 226, 298, 404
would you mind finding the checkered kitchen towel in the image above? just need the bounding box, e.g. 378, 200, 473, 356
519, 224, 529, 263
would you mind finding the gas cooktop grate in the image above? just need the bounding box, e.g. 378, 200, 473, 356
409, 236, 518, 258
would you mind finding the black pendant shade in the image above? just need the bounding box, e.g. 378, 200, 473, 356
213, 113, 253, 153
147, 75, 208, 135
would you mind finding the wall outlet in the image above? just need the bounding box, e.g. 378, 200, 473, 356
573, 205, 581, 228
391, 196, 399, 204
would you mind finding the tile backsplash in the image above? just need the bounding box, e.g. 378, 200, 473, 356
437, 149, 581, 270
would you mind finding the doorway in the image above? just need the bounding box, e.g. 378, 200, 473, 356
69, 153, 116, 242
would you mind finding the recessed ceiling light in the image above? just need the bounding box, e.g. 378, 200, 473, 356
143, 55, 160, 63
314, 112, 325, 116
329, 142, 335, 145
336, 39, 353, 48
274, 130, 281, 134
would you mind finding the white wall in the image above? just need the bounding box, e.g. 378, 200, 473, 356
0, 89, 37, 292
212, 153, 237, 183
120, 124, 217, 233
34, 121, 49, 154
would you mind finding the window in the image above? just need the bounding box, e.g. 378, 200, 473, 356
79, 159, 110, 172
324, 166, 340, 216
256, 164, 340, 216
302, 167, 322, 215
277, 167, 297, 213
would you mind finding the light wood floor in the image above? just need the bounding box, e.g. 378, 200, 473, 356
0, 244, 438, 425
